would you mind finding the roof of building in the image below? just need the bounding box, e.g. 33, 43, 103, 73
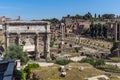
0, 60, 16, 80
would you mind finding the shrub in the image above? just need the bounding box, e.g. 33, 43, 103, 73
80, 58, 105, 67
73, 47, 82, 53
23, 63, 40, 80
50, 40, 54, 47
24, 63, 40, 73
109, 57, 120, 62
50, 54, 56, 60
22, 40, 26, 45
110, 40, 120, 53
14, 70, 22, 80
56, 60, 71, 65
97, 65, 120, 73
72, 50, 76, 53
80, 58, 120, 73
74, 47, 79, 53
4, 45, 29, 65
22, 70, 27, 80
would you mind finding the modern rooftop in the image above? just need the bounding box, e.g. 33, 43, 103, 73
0, 60, 16, 80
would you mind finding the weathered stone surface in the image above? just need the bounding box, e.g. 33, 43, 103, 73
4, 21, 51, 60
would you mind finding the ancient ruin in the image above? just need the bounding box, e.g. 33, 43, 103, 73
3, 21, 51, 59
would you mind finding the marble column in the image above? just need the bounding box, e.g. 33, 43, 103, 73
61, 24, 64, 44
17, 34, 21, 45
43, 34, 47, 59
6, 34, 9, 47
47, 34, 50, 53
115, 22, 118, 41
119, 23, 120, 41
46, 34, 51, 60
35, 34, 40, 60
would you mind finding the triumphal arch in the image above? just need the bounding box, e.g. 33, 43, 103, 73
4, 21, 51, 60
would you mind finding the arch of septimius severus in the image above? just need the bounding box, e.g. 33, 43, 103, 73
3, 21, 51, 60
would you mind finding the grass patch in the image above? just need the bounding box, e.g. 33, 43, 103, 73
80, 58, 105, 67
31, 63, 104, 80
97, 65, 120, 73
56, 60, 72, 65
80, 58, 120, 74
109, 57, 120, 62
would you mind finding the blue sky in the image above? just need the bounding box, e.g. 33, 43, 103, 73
0, 0, 120, 20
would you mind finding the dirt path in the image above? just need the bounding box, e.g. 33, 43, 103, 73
86, 75, 109, 80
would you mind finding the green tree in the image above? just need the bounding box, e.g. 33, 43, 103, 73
94, 13, 97, 18
98, 14, 101, 19
82, 28, 90, 36
80, 58, 105, 67
50, 18, 60, 24
4, 45, 29, 65
71, 16, 76, 19
75, 14, 82, 19
23, 63, 40, 80
67, 14, 70, 18
90, 23, 94, 37
22, 40, 26, 45
50, 40, 54, 47
83, 12, 92, 20
102, 14, 115, 19
102, 24, 108, 38
98, 23, 102, 37
41, 18, 60, 24
94, 24, 98, 38
56, 60, 71, 65
110, 40, 120, 53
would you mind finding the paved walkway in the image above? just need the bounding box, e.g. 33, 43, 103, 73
83, 46, 98, 53
106, 62, 120, 68
70, 56, 86, 62
34, 62, 54, 67
22, 62, 54, 69
86, 75, 109, 80
117, 76, 120, 78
